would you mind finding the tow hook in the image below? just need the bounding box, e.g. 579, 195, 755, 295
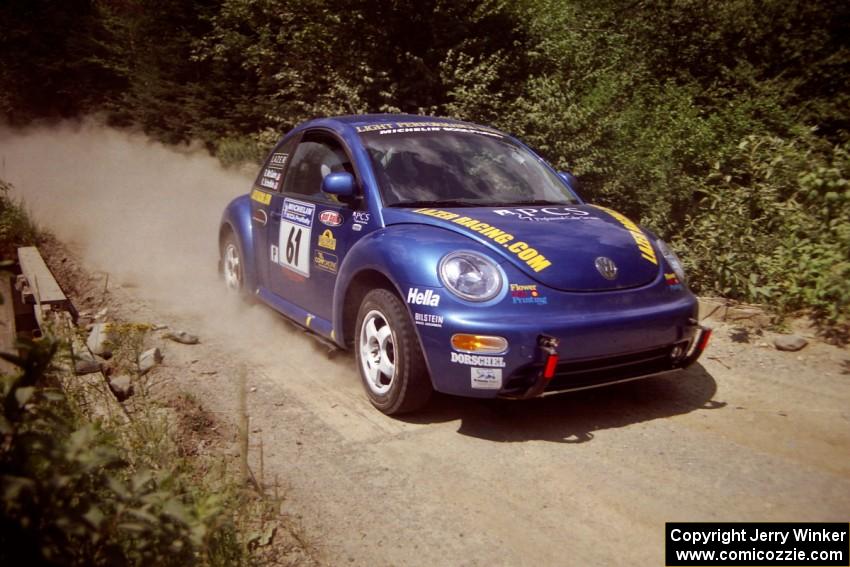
681, 325, 712, 367
518, 335, 560, 399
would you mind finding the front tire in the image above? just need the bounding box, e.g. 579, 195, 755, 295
355, 289, 432, 415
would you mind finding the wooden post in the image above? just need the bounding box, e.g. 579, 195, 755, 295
237, 365, 249, 484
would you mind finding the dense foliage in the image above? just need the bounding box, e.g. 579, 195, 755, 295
1, 0, 848, 336
0, 180, 40, 260
0, 337, 245, 566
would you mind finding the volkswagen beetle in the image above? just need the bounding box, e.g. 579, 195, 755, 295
219, 115, 710, 415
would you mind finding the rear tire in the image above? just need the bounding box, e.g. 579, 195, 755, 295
221, 232, 244, 293
355, 289, 432, 415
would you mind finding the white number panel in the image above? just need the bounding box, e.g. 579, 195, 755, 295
277, 198, 315, 277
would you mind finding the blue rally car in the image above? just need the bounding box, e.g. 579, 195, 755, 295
219, 114, 711, 414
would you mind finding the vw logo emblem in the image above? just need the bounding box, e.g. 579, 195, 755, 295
595, 257, 618, 280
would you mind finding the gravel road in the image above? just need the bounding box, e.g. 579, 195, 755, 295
3, 123, 849, 566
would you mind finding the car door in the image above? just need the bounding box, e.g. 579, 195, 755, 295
250, 135, 299, 290
265, 130, 362, 324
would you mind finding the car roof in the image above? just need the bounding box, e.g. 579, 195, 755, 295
294, 114, 505, 136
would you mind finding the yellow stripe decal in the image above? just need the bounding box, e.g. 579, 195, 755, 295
251, 189, 272, 205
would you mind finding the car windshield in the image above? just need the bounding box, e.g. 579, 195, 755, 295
359, 126, 578, 207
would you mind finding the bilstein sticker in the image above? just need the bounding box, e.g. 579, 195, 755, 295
413, 312, 443, 328
413, 208, 552, 272
450, 352, 506, 368
591, 205, 658, 265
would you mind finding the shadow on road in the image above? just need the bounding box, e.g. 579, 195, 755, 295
402, 364, 724, 443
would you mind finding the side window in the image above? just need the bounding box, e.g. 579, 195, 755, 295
257, 136, 298, 192
281, 135, 353, 202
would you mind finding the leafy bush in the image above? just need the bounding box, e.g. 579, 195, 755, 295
0, 338, 247, 566
676, 132, 850, 340
0, 180, 40, 261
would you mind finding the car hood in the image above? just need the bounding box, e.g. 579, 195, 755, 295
382, 204, 662, 291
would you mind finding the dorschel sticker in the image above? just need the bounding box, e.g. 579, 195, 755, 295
510, 283, 548, 305
250, 189, 272, 205
414, 312, 443, 328
318, 229, 336, 250
471, 367, 502, 390
407, 288, 440, 307
591, 205, 658, 265
353, 211, 370, 224
319, 210, 343, 227
270, 153, 288, 167
493, 207, 597, 222
450, 352, 506, 368
313, 250, 338, 273
413, 208, 552, 272
270, 244, 279, 263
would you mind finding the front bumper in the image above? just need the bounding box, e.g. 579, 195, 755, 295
500, 325, 711, 399
408, 275, 707, 399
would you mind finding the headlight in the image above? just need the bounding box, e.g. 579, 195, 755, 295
438, 251, 503, 302
656, 239, 687, 284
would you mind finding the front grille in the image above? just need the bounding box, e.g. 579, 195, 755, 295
504, 344, 683, 394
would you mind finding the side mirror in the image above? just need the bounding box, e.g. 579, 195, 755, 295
321, 172, 355, 197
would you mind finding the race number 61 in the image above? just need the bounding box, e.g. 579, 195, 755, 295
278, 220, 311, 277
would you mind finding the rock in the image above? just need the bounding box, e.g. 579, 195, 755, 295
774, 334, 808, 352
164, 330, 200, 345
138, 347, 163, 375
87, 323, 115, 357
74, 351, 100, 375
95, 307, 109, 320
151, 323, 168, 331
108, 375, 134, 401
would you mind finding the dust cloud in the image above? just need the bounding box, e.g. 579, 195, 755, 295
0, 120, 280, 337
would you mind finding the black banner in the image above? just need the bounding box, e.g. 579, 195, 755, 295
666, 523, 849, 566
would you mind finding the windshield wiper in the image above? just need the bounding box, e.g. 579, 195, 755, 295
388, 199, 494, 208
504, 199, 575, 206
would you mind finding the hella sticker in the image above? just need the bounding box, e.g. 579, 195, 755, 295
407, 288, 440, 307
